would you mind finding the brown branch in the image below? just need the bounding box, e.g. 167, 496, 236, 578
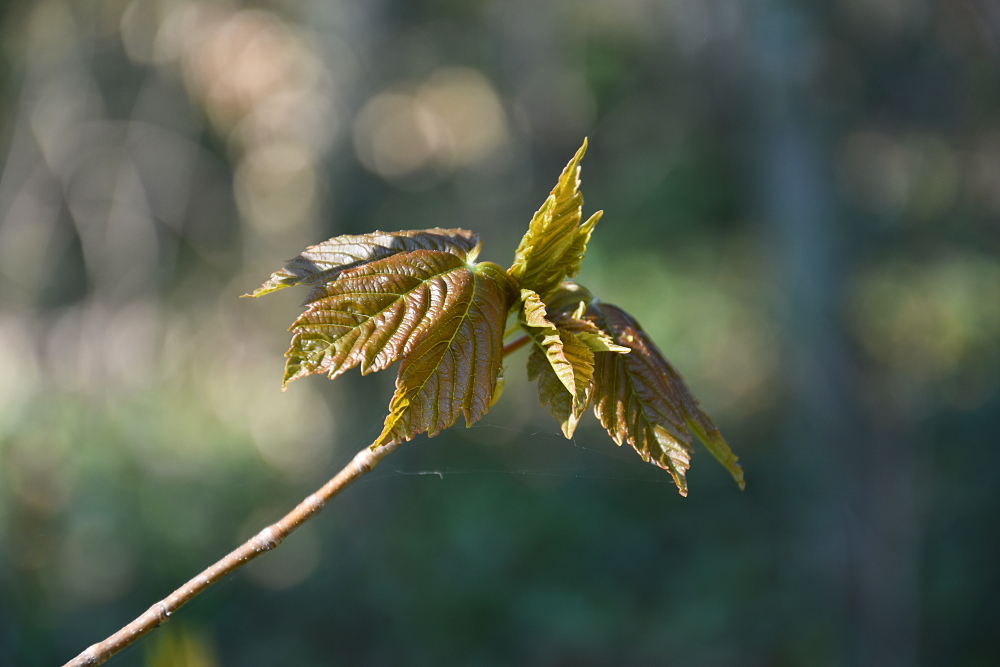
61, 440, 402, 667
502, 334, 530, 357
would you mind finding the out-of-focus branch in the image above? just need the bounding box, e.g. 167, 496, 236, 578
61, 440, 402, 667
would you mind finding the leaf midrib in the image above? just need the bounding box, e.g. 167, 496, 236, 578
378, 267, 484, 444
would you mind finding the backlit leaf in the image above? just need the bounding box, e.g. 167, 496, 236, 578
508, 140, 603, 298
526, 346, 577, 438
279, 250, 513, 392
543, 280, 596, 315
518, 286, 629, 438
246, 228, 481, 299
587, 302, 745, 496
549, 309, 630, 354
520, 289, 595, 437
374, 259, 516, 446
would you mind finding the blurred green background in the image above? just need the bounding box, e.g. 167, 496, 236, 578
1, 0, 999, 665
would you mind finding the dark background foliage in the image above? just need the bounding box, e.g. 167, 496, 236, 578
1, 1, 999, 665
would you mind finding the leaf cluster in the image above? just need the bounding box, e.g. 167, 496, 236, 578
247, 140, 743, 495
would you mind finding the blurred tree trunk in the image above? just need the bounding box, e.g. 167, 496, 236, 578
753, 8, 921, 666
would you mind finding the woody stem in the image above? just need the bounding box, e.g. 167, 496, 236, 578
61, 440, 402, 667
502, 335, 531, 357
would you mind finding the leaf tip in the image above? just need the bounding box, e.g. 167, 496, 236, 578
243, 286, 270, 298
730, 462, 747, 491
558, 415, 580, 439
662, 461, 690, 496
665, 463, 690, 497
584, 210, 604, 230
244, 278, 292, 299
466, 238, 483, 264
688, 420, 745, 491
565, 140, 588, 179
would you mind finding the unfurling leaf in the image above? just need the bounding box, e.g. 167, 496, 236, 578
521, 289, 596, 437
245, 228, 481, 299
548, 308, 630, 354
508, 139, 602, 299
586, 301, 745, 496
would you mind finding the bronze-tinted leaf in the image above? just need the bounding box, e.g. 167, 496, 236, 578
508, 140, 602, 298
374, 260, 516, 447
246, 228, 481, 299
588, 302, 745, 495
280, 250, 512, 389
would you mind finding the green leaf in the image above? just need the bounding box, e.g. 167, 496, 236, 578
508, 139, 602, 298
587, 302, 745, 496
526, 345, 579, 439
374, 259, 517, 447
245, 228, 481, 299
521, 289, 596, 437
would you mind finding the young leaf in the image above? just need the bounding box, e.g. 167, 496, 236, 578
521, 290, 592, 397
246, 228, 481, 299
587, 302, 745, 495
526, 347, 578, 438
521, 289, 595, 437
277, 249, 511, 390
542, 280, 595, 313
508, 139, 603, 298
519, 287, 629, 437
373, 260, 516, 447
548, 308, 630, 354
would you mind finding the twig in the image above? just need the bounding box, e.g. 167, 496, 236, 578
61, 440, 402, 667
502, 335, 530, 357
